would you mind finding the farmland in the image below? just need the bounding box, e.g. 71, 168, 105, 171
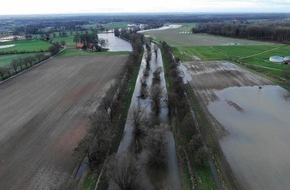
0, 39, 50, 52
181, 60, 290, 189
143, 27, 274, 46
0, 54, 128, 190
0, 53, 44, 67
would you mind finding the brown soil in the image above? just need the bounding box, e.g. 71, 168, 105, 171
0, 54, 127, 190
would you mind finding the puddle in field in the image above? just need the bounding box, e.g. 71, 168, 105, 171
97, 33, 132, 52
0, 44, 15, 49
208, 85, 290, 190
138, 24, 182, 33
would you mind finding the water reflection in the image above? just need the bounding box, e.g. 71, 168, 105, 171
208, 85, 290, 190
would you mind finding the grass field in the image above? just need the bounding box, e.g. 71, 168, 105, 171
103, 22, 129, 29
59, 48, 129, 57
143, 27, 274, 46
0, 39, 50, 52
0, 53, 44, 67
173, 45, 290, 80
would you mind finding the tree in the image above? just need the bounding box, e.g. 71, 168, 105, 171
189, 134, 207, 166
150, 84, 163, 115
0, 67, 6, 79
114, 28, 120, 37
106, 153, 141, 190
99, 38, 106, 48
130, 105, 147, 153
145, 125, 168, 168
87, 110, 112, 170
11, 59, 19, 73
60, 40, 66, 47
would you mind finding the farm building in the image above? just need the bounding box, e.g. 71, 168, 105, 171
269, 56, 284, 63
76, 43, 85, 49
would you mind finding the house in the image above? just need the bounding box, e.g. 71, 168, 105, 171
88, 43, 97, 51
76, 43, 85, 49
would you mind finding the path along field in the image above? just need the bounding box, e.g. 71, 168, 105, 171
0, 53, 127, 190
182, 60, 290, 190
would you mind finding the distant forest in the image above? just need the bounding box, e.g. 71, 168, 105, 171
1, 13, 289, 35
192, 22, 290, 43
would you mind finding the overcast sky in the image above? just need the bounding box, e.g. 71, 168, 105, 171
1, 0, 290, 15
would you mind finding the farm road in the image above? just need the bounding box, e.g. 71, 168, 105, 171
0, 54, 127, 190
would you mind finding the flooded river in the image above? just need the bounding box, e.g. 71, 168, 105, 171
109, 44, 181, 190
98, 33, 132, 52
208, 85, 290, 190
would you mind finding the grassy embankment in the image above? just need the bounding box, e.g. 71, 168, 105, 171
161, 46, 216, 190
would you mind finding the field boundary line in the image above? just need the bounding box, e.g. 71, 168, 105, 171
239, 45, 285, 60
0, 47, 66, 85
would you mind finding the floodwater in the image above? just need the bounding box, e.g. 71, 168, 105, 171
0, 44, 15, 49
138, 24, 182, 33
98, 33, 132, 52
208, 85, 290, 190
110, 44, 181, 190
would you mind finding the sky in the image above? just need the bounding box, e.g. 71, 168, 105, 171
0, 0, 290, 15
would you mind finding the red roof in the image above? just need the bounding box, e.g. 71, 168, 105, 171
76, 43, 84, 48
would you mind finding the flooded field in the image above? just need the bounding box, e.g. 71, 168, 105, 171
98, 33, 132, 52
208, 85, 290, 190
182, 60, 290, 189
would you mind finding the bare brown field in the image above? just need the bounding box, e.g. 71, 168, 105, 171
183, 61, 272, 104
0, 54, 127, 190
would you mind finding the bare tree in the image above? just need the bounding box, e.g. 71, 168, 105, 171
131, 105, 147, 153
154, 45, 158, 58
145, 125, 168, 168
189, 134, 207, 166
0, 67, 6, 79
106, 153, 141, 190
150, 84, 163, 115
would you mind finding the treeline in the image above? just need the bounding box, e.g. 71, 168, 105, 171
0, 49, 47, 55
193, 22, 290, 43
0, 42, 64, 81
73, 31, 98, 46
0, 53, 49, 80
162, 42, 207, 168
70, 31, 144, 189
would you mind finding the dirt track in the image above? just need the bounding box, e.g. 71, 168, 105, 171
0, 54, 127, 190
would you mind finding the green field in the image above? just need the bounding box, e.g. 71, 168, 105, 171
59, 48, 129, 57
103, 22, 129, 29
0, 39, 50, 52
173, 45, 290, 78
0, 53, 46, 67
144, 26, 274, 46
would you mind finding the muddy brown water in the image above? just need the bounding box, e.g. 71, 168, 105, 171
208, 85, 290, 190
